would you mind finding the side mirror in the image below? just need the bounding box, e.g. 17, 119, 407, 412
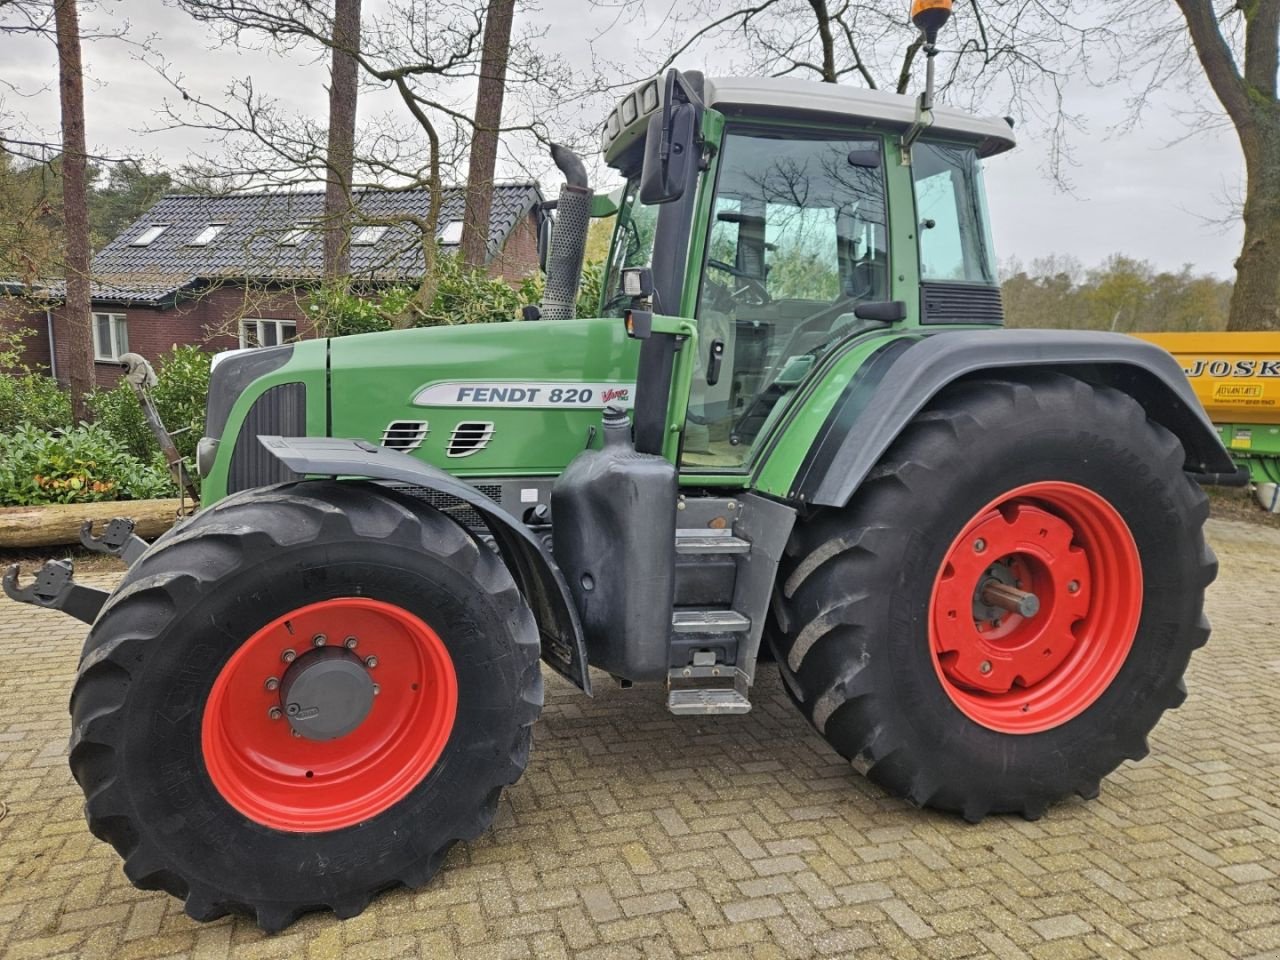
538, 217, 553, 273
852, 300, 908, 323
639, 70, 702, 205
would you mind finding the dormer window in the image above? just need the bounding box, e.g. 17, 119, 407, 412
189, 222, 227, 246
129, 224, 169, 247
280, 221, 317, 246
352, 225, 388, 246
440, 219, 464, 244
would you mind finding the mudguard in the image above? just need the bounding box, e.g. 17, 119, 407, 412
259, 436, 591, 694
792, 329, 1244, 508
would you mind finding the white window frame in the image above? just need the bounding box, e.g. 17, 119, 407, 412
129, 224, 169, 247
92, 312, 129, 361
189, 222, 228, 246
280, 221, 317, 246
352, 225, 388, 246
239, 318, 298, 349
439, 219, 464, 245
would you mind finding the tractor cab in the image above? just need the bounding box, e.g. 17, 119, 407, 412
592, 73, 1015, 470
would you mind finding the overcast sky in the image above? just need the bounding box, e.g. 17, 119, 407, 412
1, 0, 1246, 279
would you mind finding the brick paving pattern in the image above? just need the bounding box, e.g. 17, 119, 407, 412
1, 518, 1278, 959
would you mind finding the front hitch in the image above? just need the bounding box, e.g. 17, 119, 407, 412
3, 559, 109, 625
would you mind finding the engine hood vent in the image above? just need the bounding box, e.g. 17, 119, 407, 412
447, 421, 495, 458
380, 420, 429, 451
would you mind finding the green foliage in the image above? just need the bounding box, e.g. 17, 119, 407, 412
89, 163, 173, 251
0, 331, 72, 434
308, 252, 609, 336
88, 345, 213, 464
1002, 255, 1233, 332
0, 423, 171, 506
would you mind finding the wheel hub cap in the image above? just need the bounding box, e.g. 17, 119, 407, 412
280, 647, 376, 741
928, 481, 1143, 734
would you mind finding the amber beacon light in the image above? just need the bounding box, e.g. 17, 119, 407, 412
911, 0, 952, 40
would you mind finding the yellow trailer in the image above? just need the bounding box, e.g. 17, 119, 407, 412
1135, 332, 1280, 506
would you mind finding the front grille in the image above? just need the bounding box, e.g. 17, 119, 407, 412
447, 421, 495, 458
380, 420, 429, 451
921, 281, 1005, 325
386, 482, 501, 530
227, 382, 307, 493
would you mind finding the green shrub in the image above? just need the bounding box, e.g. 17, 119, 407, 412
0, 331, 72, 434
0, 423, 172, 506
307, 254, 609, 337
88, 344, 212, 464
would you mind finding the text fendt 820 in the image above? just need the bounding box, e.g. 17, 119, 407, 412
5, 6, 1242, 933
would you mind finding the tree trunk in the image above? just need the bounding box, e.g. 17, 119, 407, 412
323, 0, 361, 282
54, 0, 94, 419
1229, 122, 1280, 332
0, 498, 184, 549
459, 0, 516, 271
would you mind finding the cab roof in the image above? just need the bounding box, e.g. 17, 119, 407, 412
602, 73, 1017, 172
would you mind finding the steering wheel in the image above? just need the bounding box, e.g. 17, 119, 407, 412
707, 258, 770, 304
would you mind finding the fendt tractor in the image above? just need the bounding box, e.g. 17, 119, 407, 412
4, 0, 1242, 932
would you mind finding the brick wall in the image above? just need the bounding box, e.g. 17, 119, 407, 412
488, 212, 541, 284
0, 297, 54, 373
49, 284, 315, 388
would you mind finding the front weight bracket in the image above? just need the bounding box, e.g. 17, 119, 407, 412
3, 560, 109, 625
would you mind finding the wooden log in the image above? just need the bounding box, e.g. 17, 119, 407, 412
0, 499, 187, 549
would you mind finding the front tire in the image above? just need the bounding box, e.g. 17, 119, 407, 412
769, 374, 1215, 821
69, 481, 542, 931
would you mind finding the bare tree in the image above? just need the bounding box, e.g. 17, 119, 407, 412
323, 0, 361, 281
166, 0, 575, 327
460, 0, 516, 270
1171, 0, 1280, 331
54, 0, 93, 417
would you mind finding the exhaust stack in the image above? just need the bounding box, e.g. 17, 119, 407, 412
541, 143, 592, 322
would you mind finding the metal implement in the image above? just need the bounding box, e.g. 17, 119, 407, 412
80, 517, 151, 567
2, 560, 108, 625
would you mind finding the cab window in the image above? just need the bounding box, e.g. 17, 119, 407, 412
685, 128, 889, 470
912, 142, 996, 285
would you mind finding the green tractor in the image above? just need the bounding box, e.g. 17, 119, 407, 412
5, 5, 1240, 932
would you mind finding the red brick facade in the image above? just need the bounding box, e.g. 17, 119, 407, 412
5, 210, 541, 389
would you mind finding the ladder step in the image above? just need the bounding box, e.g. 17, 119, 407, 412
675, 531, 751, 555
667, 687, 752, 715
672, 609, 750, 633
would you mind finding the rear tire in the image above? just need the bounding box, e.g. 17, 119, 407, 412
68, 481, 542, 931
769, 374, 1215, 821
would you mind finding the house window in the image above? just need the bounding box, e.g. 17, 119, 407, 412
240, 318, 298, 348
189, 222, 227, 246
93, 312, 129, 361
352, 225, 388, 245
439, 219, 464, 244
280, 222, 317, 246
129, 225, 169, 247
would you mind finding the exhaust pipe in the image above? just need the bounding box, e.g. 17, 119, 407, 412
541, 143, 592, 321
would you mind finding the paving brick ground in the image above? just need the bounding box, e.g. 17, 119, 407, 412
2, 518, 1279, 959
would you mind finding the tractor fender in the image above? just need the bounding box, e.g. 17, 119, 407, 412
791, 329, 1244, 508
258, 435, 591, 694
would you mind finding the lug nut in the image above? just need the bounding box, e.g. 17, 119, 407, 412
265, 677, 280, 691
979, 660, 993, 675
372, 684, 380, 695
286, 702, 301, 716
365, 655, 378, 669
974, 539, 987, 553
268, 706, 282, 720
281, 649, 296, 663
344, 637, 358, 649
312, 634, 327, 647
1067, 580, 1081, 594
291, 729, 302, 738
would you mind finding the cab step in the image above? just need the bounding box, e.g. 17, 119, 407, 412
671, 609, 750, 633
674, 530, 751, 555
667, 685, 752, 715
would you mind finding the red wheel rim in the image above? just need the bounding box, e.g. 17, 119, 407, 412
928, 481, 1142, 734
201, 598, 457, 832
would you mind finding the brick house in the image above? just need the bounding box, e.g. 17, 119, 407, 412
1, 183, 545, 386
